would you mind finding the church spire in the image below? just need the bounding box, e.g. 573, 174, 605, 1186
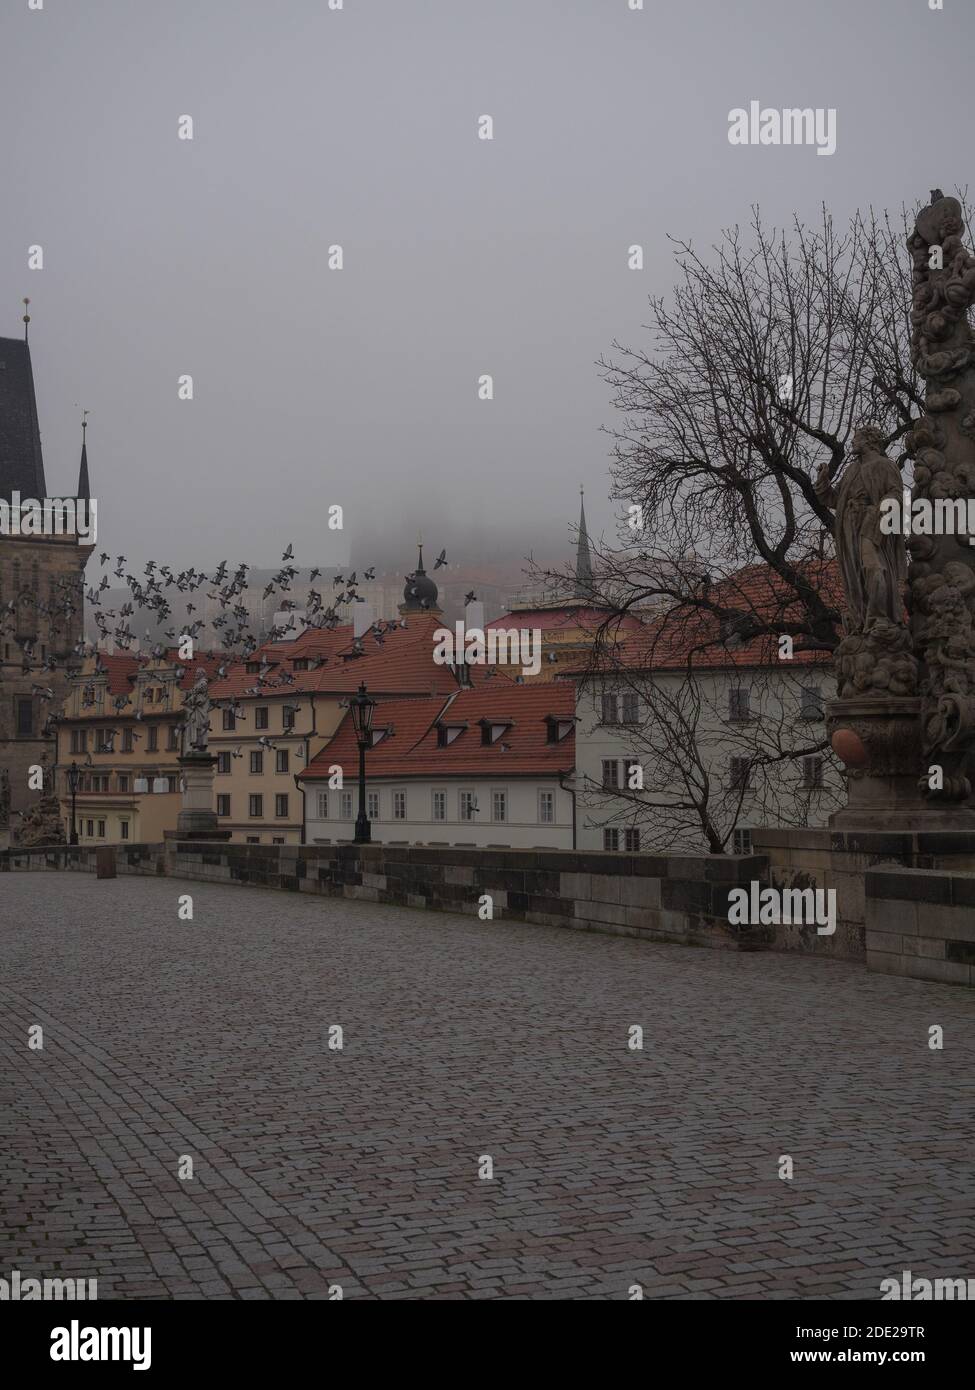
77, 411, 90, 500
0, 300, 47, 502
573, 485, 594, 598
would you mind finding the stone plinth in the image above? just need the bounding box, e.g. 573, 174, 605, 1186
175, 754, 222, 836
826, 697, 975, 828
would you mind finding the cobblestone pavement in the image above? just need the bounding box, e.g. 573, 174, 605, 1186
1, 873, 973, 1300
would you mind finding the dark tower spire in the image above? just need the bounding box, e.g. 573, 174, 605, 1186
77, 410, 90, 500
573, 485, 594, 598
0, 300, 47, 501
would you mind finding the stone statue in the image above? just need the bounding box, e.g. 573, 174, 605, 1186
816, 425, 908, 632
180, 669, 212, 755
905, 190, 975, 794
816, 426, 917, 699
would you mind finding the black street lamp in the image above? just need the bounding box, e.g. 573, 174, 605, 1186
349, 682, 376, 843
67, 760, 80, 845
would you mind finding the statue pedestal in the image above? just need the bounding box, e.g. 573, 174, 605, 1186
175, 753, 222, 836
827, 697, 975, 828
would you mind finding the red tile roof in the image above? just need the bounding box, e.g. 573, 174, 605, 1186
209, 612, 460, 701
299, 683, 575, 781
570, 561, 841, 674
485, 605, 644, 636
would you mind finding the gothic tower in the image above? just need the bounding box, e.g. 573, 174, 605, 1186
0, 311, 93, 833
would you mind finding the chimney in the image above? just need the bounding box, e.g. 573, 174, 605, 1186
353, 600, 374, 640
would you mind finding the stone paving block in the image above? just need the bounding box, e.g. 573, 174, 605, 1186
3, 871, 973, 1303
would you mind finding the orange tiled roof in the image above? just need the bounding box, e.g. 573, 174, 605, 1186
570, 560, 841, 674
209, 612, 460, 701
299, 682, 575, 781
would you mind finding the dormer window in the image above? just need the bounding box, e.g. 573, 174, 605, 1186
479, 718, 512, 746
436, 722, 466, 747
293, 659, 309, 671
544, 715, 574, 744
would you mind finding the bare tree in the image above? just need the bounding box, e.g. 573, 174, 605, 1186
540, 204, 928, 656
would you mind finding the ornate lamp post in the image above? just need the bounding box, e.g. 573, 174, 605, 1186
67, 761, 80, 845
349, 682, 376, 843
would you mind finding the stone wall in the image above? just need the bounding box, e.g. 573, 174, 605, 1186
9, 839, 969, 984
169, 842, 773, 950
1, 843, 165, 875
2, 839, 773, 952
865, 864, 975, 987
751, 827, 975, 963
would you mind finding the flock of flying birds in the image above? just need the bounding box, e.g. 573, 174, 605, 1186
3, 543, 468, 754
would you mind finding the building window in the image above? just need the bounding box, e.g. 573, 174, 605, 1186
491, 790, 507, 823
249, 794, 263, 818
538, 790, 554, 824
146, 725, 158, 752
600, 692, 619, 725
16, 697, 33, 736
800, 685, 823, 720
222, 708, 236, 731
250, 751, 263, 774
459, 790, 477, 822
393, 790, 407, 820
122, 728, 133, 753
275, 793, 289, 818
246, 836, 260, 844
621, 692, 639, 725
340, 791, 353, 819
733, 827, 752, 854
167, 725, 179, 751
603, 828, 620, 851
276, 749, 289, 774
117, 775, 129, 793
283, 705, 296, 730
120, 821, 130, 840
367, 792, 380, 820
601, 759, 620, 790
729, 687, 751, 721
272, 836, 285, 844
317, 792, 329, 819
802, 756, 824, 789
70, 728, 83, 754
624, 827, 641, 852
97, 819, 106, 838
729, 757, 752, 790
217, 795, 231, 817
168, 775, 179, 794
217, 751, 231, 774
432, 790, 446, 822
86, 819, 94, 838
255, 707, 269, 730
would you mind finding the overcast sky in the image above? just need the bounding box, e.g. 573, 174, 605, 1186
1, 0, 972, 576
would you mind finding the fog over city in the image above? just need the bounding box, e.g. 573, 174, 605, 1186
2, 0, 972, 578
